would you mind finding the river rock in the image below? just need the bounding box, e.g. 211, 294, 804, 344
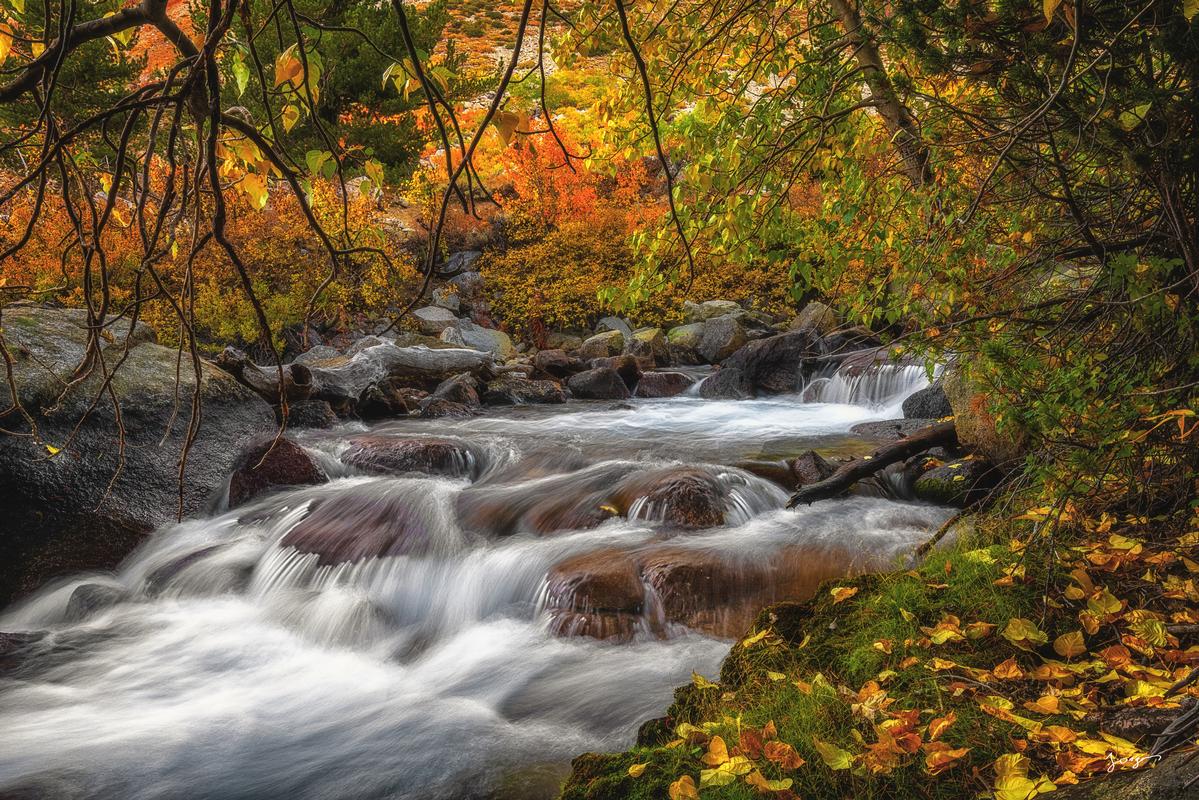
790, 300, 838, 333
444, 320, 516, 360
545, 550, 645, 641
567, 367, 631, 400
625, 327, 668, 365
612, 467, 726, 529
666, 322, 704, 351
595, 317, 633, 338
820, 325, 882, 354
227, 435, 328, 508
431, 286, 460, 312
286, 399, 339, 429
902, 381, 952, 419
482, 375, 567, 405
65, 582, 128, 622
356, 380, 419, 419
587, 355, 642, 391
791, 450, 837, 486
340, 435, 481, 479
697, 314, 748, 363
684, 299, 741, 323
428, 373, 481, 407
912, 456, 998, 507
634, 371, 695, 398
0, 305, 275, 604
456, 463, 626, 538
412, 306, 458, 335
576, 330, 625, 361
533, 349, 583, 380
719, 329, 822, 395
545, 331, 584, 351
697, 367, 751, 399
417, 398, 477, 418
279, 491, 436, 565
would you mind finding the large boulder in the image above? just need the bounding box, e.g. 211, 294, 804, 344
533, 348, 583, 380
444, 320, 516, 360
427, 373, 480, 408
943, 365, 1028, 465
227, 436, 327, 508
576, 330, 625, 361
719, 329, 822, 395
412, 306, 458, 335
697, 367, 752, 400
340, 435, 482, 479
567, 367, 631, 400
902, 381, 952, 419
482, 375, 567, 405
697, 314, 748, 363
545, 331, 584, 351
611, 467, 727, 529
789, 300, 838, 333
431, 286, 460, 312
0, 305, 275, 604
634, 371, 695, 398
684, 299, 741, 323
666, 322, 705, 350
279, 490, 437, 565
587, 354, 642, 391
544, 550, 645, 641
625, 327, 668, 365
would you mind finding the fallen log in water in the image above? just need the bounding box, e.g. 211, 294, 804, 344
786, 420, 958, 507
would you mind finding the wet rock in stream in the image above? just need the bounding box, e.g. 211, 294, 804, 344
340, 435, 482, 479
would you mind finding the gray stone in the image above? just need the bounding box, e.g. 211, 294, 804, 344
446, 320, 516, 360
913, 457, 999, 507
683, 299, 741, 324
432, 286, 460, 312
0, 306, 275, 604
718, 329, 822, 395
666, 322, 705, 350
902, 382, 952, 420
634, 371, 695, 398
790, 300, 838, 334
482, 375, 567, 405
697, 367, 752, 399
412, 306, 458, 335
697, 314, 748, 363
595, 316, 633, 338
577, 330, 625, 361
626, 327, 668, 364
545, 331, 584, 351
567, 367, 631, 400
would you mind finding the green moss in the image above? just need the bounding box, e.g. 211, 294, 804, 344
560, 514, 1055, 800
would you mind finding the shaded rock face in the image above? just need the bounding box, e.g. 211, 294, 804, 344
341, 435, 481, 479
286, 400, 338, 429
912, 456, 999, 507
943, 366, 1028, 465
567, 367, 631, 400
429, 373, 480, 407
482, 375, 567, 406
789, 300, 838, 333
626, 328, 668, 366
902, 382, 952, 419
532, 349, 583, 380
0, 305, 275, 605
279, 492, 435, 566
417, 398, 477, 418
545, 550, 645, 641
697, 367, 751, 400
587, 354, 642, 391
792, 450, 836, 486
445, 320, 515, 360
595, 317, 633, 338
412, 306, 458, 335
634, 371, 695, 398
684, 299, 741, 323
227, 436, 328, 508
719, 329, 822, 396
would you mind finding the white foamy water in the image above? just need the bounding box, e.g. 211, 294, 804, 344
0, 367, 947, 800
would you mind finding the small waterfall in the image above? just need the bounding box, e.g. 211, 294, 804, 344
803, 361, 936, 414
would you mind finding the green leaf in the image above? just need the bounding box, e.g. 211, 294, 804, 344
232, 51, 249, 98
813, 737, 854, 770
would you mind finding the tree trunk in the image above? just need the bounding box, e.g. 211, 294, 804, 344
828, 0, 934, 187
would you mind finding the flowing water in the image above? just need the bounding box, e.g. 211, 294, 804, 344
0, 362, 951, 800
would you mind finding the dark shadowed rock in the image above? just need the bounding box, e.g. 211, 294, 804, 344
65, 583, 128, 622
587, 354, 642, 391
0, 305, 275, 604
697, 367, 751, 399
902, 381, 952, 419
227, 435, 327, 508
285, 399, 339, 429
545, 550, 645, 642
533, 348, 583, 379
417, 398, 477, 418
625, 328, 668, 365
820, 326, 882, 355
428, 373, 481, 407
279, 492, 435, 565
357, 380, 419, 419
341, 435, 481, 479
482, 375, 567, 405
720, 329, 822, 395
789, 300, 837, 333
913, 456, 999, 507
567, 367, 631, 400
791, 450, 836, 486
634, 371, 695, 398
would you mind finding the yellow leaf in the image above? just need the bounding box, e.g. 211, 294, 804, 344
766, 671, 786, 682
1002, 618, 1049, 651
1087, 589, 1123, 618
0, 20, 11, 68
742, 629, 769, 648
241, 173, 269, 210
692, 672, 719, 690
928, 711, 956, 741
830, 586, 858, 604
1043, 0, 1063, 22
702, 736, 729, 766
281, 104, 300, 133
995, 753, 1057, 800
45, 443, 60, 456
668, 775, 699, 800
627, 763, 648, 778
924, 742, 970, 775
813, 737, 854, 770
1054, 631, 1086, 659
745, 770, 794, 792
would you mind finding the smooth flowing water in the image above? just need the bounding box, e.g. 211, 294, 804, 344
0, 363, 951, 800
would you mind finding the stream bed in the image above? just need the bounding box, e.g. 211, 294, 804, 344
0, 367, 952, 800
